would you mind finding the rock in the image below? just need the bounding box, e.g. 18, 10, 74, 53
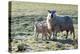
16, 44, 32, 52
64, 44, 74, 50
13, 35, 27, 40
56, 42, 63, 48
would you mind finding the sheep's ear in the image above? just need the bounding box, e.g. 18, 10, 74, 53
48, 10, 51, 13
54, 11, 56, 13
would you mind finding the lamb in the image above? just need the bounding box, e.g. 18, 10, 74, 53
34, 21, 51, 40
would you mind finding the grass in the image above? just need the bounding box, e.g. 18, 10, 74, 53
11, 1, 78, 17
9, 1, 78, 52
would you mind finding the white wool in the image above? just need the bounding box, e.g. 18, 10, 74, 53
46, 13, 52, 29
47, 13, 51, 20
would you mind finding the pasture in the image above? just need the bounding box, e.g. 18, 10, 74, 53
9, 1, 78, 52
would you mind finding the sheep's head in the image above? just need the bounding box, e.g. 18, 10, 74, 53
48, 10, 56, 18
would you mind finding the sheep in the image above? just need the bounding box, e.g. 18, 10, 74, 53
46, 10, 75, 40
34, 20, 51, 40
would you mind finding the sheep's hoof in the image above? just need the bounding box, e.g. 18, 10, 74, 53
46, 41, 49, 44
52, 39, 57, 41
35, 39, 38, 41
42, 39, 46, 41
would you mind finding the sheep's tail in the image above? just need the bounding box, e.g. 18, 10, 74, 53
70, 26, 75, 40
33, 22, 37, 36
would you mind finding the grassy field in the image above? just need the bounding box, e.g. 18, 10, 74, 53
10, 1, 78, 53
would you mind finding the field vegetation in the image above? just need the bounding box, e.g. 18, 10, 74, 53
10, 1, 78, 52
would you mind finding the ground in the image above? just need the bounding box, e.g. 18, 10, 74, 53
9, 1, 78, 53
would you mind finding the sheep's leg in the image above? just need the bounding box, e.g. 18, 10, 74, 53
52, 31, 57, 41
43, 34, 47, 40
45, 36, 47, 40
53, 32, 55, 40
42, 34, 44, 40
34, 30, 39, 41
45, 34, 47, 40
70, 28, 76, 46
34, 31, 37, 40
52, 32, 54, 40
55, 32, 57, 39
66, 30, 68, 39
36, 33, 39, 41
48, 31, 51, 40
34, 25, 37, 40
73, 31, 75, 40
72, 28, 75, 40
52, 32, 56, 40
54, 32, 57, 40
49, 34, 51, 40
